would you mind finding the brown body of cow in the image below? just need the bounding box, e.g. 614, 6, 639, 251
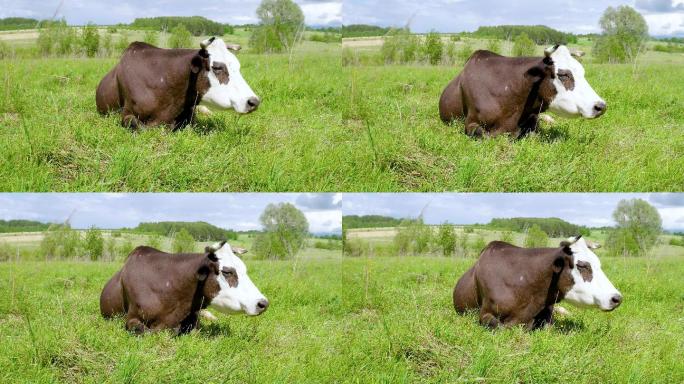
95, 42, 211, 130
100, 246, 221, 334
452, 241, 575, 330
439, 50, 557, 138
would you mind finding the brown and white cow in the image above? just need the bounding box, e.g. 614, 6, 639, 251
439, 45, 606, 137
452, 236, 621, 329
96, 37, 259, 130
100, 241, 268, 334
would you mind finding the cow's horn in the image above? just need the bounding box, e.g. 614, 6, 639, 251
231, 246, 248, 255
571, 50, 585, 58
206, 240, 226, 253
544, 44, 559, 57
201, 37, 216, 50
226, 43, 242, 52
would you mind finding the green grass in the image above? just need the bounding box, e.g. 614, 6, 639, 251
0, 257, 355, 383
2, 34, 683, 191
2, 255, 682, 383
336, 255, 684, 382
343, 52, 684, 191
0, 47, 350, 191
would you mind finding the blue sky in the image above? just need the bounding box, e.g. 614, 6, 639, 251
0, 193, 343, 234
343, 0, 684, 36
1, 0, 342, 26
342, 193, 684, 231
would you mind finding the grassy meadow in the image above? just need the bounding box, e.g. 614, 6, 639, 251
0, 29, 347, 192
2, 30, 683, 191
1, 251, 682, 382
343, 37, 684, 191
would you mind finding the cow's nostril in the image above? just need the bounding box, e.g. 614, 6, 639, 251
611, 294, 622, 306
247, 97, 260, 109
257, 299, 269, 311
593, 101, 607, 115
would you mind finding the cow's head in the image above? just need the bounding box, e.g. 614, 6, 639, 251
543, 45, 606, 119
198, 37, 260, 114
204, 241, 269, 316
562, 236, 622, 311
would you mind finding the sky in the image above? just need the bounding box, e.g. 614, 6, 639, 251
0, 0, 342, 27
343, 0, 684, 36
0, 193, 343, 234
342, 193, 684, 231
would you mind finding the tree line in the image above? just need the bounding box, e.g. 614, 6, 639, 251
129, 16, 233, 36
471, 25, 577, 45
486, 217, 590, 237
343, 215, 415, 229
0, 219, 54, 233
131, 221, 238, 241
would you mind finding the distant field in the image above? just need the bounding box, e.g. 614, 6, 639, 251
343, 37, 684, 191
0, 231, 341, 261
346, 226, 684, 258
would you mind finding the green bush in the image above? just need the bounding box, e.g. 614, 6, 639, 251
423, 31, 443, 65
172, 228, 195, 253
142, 30, 159, 46
81, 23, 100, 58
457, 41, 474, 64
381, 28, 420, 64
168, 24, 192, 49
500, 231, 514, 244
114, 31, 130, 53
513, 32, 536, 56
486, 39, 502, 54
437, 223, 456, 257
524, 224, 549, 247
83, 227, 104, 261
653, 43, 684, 53
100, 33, 113, 57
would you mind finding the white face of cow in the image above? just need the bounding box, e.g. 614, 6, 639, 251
546, 45, 607, 119
564, 236, 622, 311
199, 38, 260, 114
207, 241, 269, 316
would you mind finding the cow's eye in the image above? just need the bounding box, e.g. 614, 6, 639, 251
577, 261, 591, 269
222, 270, 234, 276
212, 66, 223, 72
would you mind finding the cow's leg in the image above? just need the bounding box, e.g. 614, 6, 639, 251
479, 310, 502, 329
179, 312, 200, 334
464, 114, 486, 137
121, 113, 143, 131
518, 114, 540, 137
126, 317, 147, 334
531, 305, 554, 330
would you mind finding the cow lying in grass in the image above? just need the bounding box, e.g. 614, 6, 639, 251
100, 241, 268, 334
439, 45, 606, 138
96, 37, 260, 130
452, 236, 622, 329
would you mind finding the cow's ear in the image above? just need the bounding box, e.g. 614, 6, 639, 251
197, 265, 209, 281
191, 55, 209, 74
204, 248, 219, 262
